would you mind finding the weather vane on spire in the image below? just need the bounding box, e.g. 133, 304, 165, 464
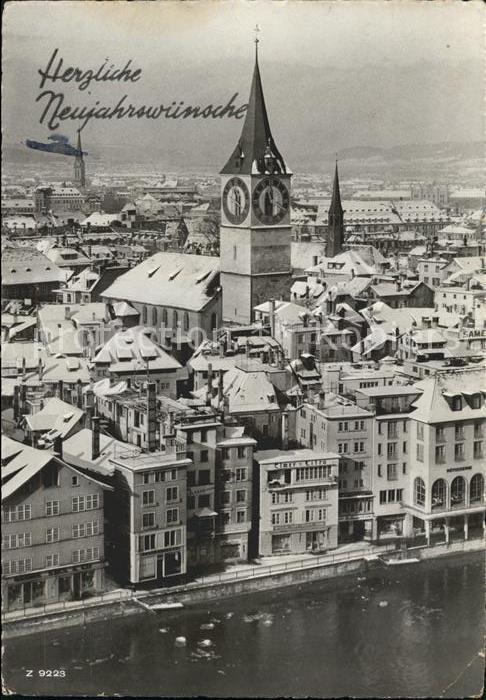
254, 24, 261, 49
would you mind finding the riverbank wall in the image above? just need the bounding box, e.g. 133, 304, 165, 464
3, 537, 483, 639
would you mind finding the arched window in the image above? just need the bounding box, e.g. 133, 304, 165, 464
470, 474, 484, 504
161, 308, 168, 326
450, 476, 465, 506
431, 479, 447, 509
152, 307, 158, 326
173, 310, 178, 328
142, 306, 147, 324
183, 312, 190, 332
414, 477, 426, 507
211, 312, 218, 331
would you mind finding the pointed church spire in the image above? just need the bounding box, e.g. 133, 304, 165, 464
220, 38, 288, 175
330, 160, 343, 214
74, 129, 86, 189
327, 161, 344, 258
76, 128, 82, 156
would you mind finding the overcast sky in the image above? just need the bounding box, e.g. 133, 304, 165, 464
2, 1, 484, 169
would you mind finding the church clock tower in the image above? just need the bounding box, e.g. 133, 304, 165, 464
220, 40, 292, 325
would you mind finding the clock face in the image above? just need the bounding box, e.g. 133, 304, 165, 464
222, 177, 250, 225
252, 177, 290, 225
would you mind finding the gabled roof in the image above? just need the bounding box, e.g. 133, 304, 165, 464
23, 397, 84, 437
100, 252, 220, 312
93, 326, 182, 373
1, 436, 111, 500
411, 370, 486, 423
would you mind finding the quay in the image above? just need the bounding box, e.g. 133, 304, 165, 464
2, 536, 483, 639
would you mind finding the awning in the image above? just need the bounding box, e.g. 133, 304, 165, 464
194, 507, 218, 518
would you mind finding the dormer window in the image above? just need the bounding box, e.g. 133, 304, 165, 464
451, 396, 463, 411
471, 394, 482, 409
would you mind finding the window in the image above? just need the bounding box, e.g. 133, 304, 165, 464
377, 444, 382, 456
414, 477, 426, 507
72, 495, 99, 512
431, 479, 447, 508
46, 553, 59, 568
140, 534, 156, 552
187, 471, 195, 487
198, 494, 210, 508
387, 443, 397, 458
436, 426, 446, 442
72, 475, 80, 487
454, 443, 465, 461
46, 500, 60, 517
2, 532, 32, 549
237, 446, 246, 459
142, 512, 155, 529
416, 443, 424, 462
167, 508, 179, 524
222, 447, 230, 460
474, 441, 484, 459
388, 422, 398, 439
402, 462, 407, 475
72, 548, 99, 563
417, 423, 424, 440
451, 476, 465, 505
152, 307, 158, 326
46, 527, 60, 543
455, 424, 465, 441
236, 468, 247, 482
236, 490, 246, 503
435, 445, 446, 464
221, 491, 231, 505
236, 510, 246, 523
470, 474, 484, 503
387, 463, 398, 481
451, 396, 462, 411
73, 521, 99, 538
183, 312, 189, 332
200, 450, 208, 463
474, 423, 484, 439
3, 558, 32, 575
397, 489, 403, 502
377, 464, 382, 477
380, 490, 387, 504
166, 486, 178, 502
142, 490, 155, 506
198, 470, 210, 485
3, 505, 31, 522
164, 529, 181, 548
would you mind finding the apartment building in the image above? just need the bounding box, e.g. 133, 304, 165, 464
2, 436, 111, 611
404, 370, 486, 543
106, 436, 190, 585
295, 393, 375, 542
255, 449, 339, 556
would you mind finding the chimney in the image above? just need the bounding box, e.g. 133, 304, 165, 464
206, 363, 213, 406
432, 316, 439, 328
76, 380, 83, 409
422, 317, 431, 329
281, 411, 289, 450
64, 306, 71, 320
245, 341, 250, 360
219, 338, 225, 358
218, 370, 224, 405
58, 379, 64, 400
19, 382, 27, 417
53, 434, 63, 460
21, 357, 26, 379
13, 385, 20, 421
91, 415, 100, 460
269, 299, 276, 338
318, 390, 326, 410
146, 381, 157, 453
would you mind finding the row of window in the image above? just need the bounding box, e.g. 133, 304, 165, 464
220, 489, 247, 505
3, 496, 100, 522
142, 487, 179, 504
377, 442, 407, 458
379, 489, 404, 505
377, 420, 407, 437
4, 547, 100, 574
222, 446, 247, 460
139, 528, 183, 552
338, 442, 366, 454
339, 461, 365, 473
141, 469, 178, 484
339, 499, 372, 514
414, 474, 484, 508
295, 466, 333, 481
271, 508, 327, 525
377, 463, 407, 479
338, 421, 366, 432
338, 479, 364, 489
142, 306, 191, 330
219, 510, 247, 526
2, 522, 100, 549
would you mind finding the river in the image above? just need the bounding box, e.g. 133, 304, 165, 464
3, 552, 484, 698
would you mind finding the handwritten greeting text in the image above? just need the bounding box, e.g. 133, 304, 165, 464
36, 49, 247, 131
